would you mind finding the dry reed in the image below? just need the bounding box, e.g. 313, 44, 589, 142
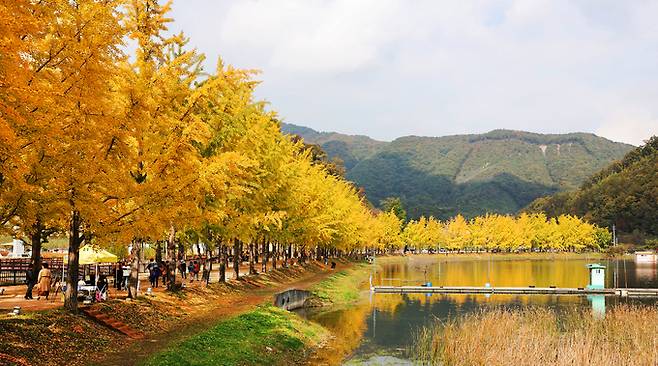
412, 304, 658, 366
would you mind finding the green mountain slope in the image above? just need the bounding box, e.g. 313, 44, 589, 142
281, 123, 385, 170
281, 123, 633, 219
527, 136, 658, 237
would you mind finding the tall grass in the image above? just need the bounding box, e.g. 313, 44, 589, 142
413, 305, 658, 366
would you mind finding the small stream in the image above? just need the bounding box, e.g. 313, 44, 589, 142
299, 255, 658, 365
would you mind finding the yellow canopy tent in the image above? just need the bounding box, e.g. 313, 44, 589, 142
79, 245, 118, 264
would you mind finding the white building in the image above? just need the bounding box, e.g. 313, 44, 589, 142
635, 251, 657, 263
0, 239, 27, 258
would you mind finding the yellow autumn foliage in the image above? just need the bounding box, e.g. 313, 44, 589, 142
0, 0, 610, 311
402, 213, 607, 252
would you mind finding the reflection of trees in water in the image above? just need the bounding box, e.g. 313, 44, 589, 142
374, 257, 592, 300
311, 257, 658, 364
305, 302, 372, 365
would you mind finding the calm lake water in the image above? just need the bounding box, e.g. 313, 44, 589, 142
300, 255, 658, 365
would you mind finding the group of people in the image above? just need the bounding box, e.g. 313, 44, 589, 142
147, 259, 203, 288
180, 260, 202, 282
24, 262, 52, 300
19, 257, 208, 302
22, 260, 118, 303
76, 274, 109, 302
113, 262, 129, 291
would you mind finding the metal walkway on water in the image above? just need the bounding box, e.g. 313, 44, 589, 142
371, 286, 658, 297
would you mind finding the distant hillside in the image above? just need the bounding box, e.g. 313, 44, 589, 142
281, 123, 633, 219
527, 136, 657, 237
281, 123, 385, 170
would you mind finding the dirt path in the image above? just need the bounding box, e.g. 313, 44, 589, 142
0, 285, 63, 311
97, 262, 348, 366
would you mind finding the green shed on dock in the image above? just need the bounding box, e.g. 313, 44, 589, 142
586, 264, 606, 289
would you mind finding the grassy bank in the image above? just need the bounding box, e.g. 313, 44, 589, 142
413, 305, 658, 366
139, 261, 369, 366
309, 262, 372, 306
142, 305, 328, 366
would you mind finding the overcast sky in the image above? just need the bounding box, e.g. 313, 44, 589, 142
169, 0, 658, 146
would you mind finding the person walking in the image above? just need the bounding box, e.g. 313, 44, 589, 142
193, 261, 200, 281
179, 260, 187, 280
188, 261, 195, 282
24, 261, 36, 300
153, 263, 161, 288
161, 262, 169, 286
148, 259, 158, 288
37, 262, 52, 300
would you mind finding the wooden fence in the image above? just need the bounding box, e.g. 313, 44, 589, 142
0, 258, 31, 285
0, 258, 113, 286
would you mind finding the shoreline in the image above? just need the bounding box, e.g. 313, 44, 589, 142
139, 261, 375, 366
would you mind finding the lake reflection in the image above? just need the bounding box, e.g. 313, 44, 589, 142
303, 255, 658, 365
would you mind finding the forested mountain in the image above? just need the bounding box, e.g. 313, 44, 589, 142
526, 136, 658, 237
281, 123, 385, 170
282, 124, 633, 219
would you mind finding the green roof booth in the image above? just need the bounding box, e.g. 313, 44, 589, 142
586, 263, 606, 290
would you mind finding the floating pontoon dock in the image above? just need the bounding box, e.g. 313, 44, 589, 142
371, 286, 658, 297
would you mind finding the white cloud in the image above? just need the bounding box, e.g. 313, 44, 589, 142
218, 0, 414, 73
168, 0, 658, 143
597, 109, 658, 146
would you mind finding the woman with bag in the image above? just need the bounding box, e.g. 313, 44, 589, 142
37, 262, 52, 300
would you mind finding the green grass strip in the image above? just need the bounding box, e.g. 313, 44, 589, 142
142, 305, 327, 366
310, 263, 371, 305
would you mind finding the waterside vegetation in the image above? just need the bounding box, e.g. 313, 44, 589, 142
401, 213, 610, 253
413, 305, 658, 366
308, 263, 372, 306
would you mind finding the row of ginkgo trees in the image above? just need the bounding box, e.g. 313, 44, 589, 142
0, 1, 611, 313
0, 0, 401, 312
401, 213, 611, 253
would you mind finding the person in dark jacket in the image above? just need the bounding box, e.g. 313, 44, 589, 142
114, 263, 124, 290
188, 261, 195, 282
153, 264, 161, 288
179, 260, 187, 279
24, 261, 36, 300
98, 275, 109, 293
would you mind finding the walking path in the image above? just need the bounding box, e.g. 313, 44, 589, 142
0, 285, 62, 311
0, 262, 278, 312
